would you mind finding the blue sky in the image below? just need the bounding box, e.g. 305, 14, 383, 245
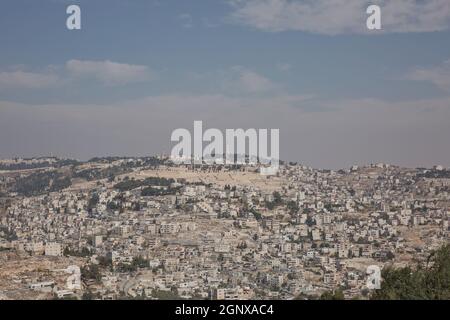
1, 0, 450, 168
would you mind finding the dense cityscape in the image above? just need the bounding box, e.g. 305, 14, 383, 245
0, 156, 449, 300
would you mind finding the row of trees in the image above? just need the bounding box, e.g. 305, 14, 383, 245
113, 177, 175, 192
13, 171, 71, 196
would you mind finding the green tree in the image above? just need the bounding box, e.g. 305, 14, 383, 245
81, 264, 102, 282
320, 289, 345, 300
372, 245, 450, 300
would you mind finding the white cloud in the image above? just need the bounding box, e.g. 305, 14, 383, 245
238, 70, 274, 93
0, 71, 60, 89
407, 59, 450, 91
229, 67, 276, 93
179, 13, 193, 28
228, 0, 450, 35
66, 60, 150, 85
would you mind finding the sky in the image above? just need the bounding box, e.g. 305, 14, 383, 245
1, 0, 450, 169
